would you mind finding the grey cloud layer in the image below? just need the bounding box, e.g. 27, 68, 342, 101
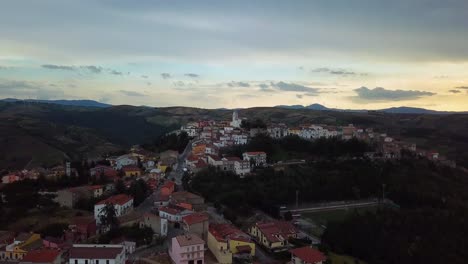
354, 87, 435, 101
3, 1, 468, 62
119, 90, 145, 97
185, 73, 199, 78
41, 64, 121, 75
227, 81, 250, 87
0, 79, 64, 99
161, 73, 172, 79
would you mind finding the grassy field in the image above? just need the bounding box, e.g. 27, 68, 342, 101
300, 206, 378, 237
328, 252, 367, 264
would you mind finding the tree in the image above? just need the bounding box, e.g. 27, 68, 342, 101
284, 211, 293, 221
99, 203, 119, 230
115, 179, 126, 194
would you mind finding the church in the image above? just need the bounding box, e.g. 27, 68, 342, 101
230, 110, 242, 128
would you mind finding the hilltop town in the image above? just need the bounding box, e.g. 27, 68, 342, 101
0, 110, 465, 264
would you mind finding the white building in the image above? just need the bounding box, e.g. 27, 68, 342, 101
94, 194, 134, 224
234, 159, 251, 177
181, 125, 199, 137
69, 244, 126, 264
230, 110, 242, 128
232, 134, 248, 145
243, 152, 267, 167
114, 155, 138, 170
159, 206, 193, 223
169, 234, 205, 264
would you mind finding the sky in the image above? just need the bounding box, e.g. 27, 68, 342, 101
1, 0, 468, 110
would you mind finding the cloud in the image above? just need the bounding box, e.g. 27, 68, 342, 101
353, 87, 435, 101
161, 73, 172, 79
119, 90, 144, 96
296, 94, 303, 99
41, 64, 75, 71
258, 83, 269, 89
330, 70, 355, 76
449, 89, 461, 94
271, 81, 320, 95
110, 70, 123, 75
173, 81, 185, 87
0, 79, 64, 99
81, 65, 103, 74
185, 73, 199, 78
146, 82, 152, 86
456, 86, 468, 89
312, 67, 364, 76
227, 81, 250, 87
141, 75, 148, 79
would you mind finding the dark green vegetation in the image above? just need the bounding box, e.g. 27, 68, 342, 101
143, 131, 190, 153
1, 102, 468, 170
190, 135, 468, 263
98, 224, 154, 246
222, 134, 372, 162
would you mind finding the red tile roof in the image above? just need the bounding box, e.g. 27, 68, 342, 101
256, 221, 298, 243
159, 206, 182, 215
96, 194, 133, 205
290, 247, 326, 263
209, 223, 251, 243
122, 166, 141, 172
162, 181, 175, 189
245, 151, 266, 155
70, 245, 124, 259
182, 212, 208, 226
22, 249, 61, 262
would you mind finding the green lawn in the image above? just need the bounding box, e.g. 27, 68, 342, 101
328, 252, 367, 264
300, 206, 378, 237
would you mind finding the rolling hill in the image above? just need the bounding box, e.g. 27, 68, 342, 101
1, 101, 467, 170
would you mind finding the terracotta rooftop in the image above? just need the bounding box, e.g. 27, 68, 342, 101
244, 151, 266, 155
290, 247, 326, 263
209, 223, 250, 243
122, 166, 141, 172
255, 221, 298, 243
175, 234, 204, 247
69, 245, 124, 259
182, 213, 209, 226
22, 249, 61, 263
96, 194, 133, 205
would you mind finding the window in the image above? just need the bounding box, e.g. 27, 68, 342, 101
85, 260, 88, 264
75, 260, 78, 264
107, 260, 109, 264
96, 260, 99, 264
197, 245, 200, 250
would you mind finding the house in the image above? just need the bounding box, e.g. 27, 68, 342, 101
161, 181, 175, 196
289, 247, 326, 264
192, 144, 207, 156
88, 185, 104, 198
170, 192, 205, 211
242, 152, 267, 167
55, 186, 94, 208
158, 206, 193, 223
115, 155, 138, 170
234, 159, 250, 177
68, 216, 97, 242
248, 221, 299, 251
0, 233, 42, 261
140, 213, 168, 237
21, 249, 61, 264
154, 194, 170, 208
94, 194, 134, 224
182, 213, 209, 240
90, 165, 118, 180
121, 166, 141, 177
208, 224, 255, 264
169, 234, 205, 264
1, 174, 21, 184
0, 231, 14, 245
117, 211, 144, 227
69, 244, 126, 264
42, 237, 67, 249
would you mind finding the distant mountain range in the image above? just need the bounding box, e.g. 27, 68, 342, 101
275, 103, 465, 114
0, 98, 111, 108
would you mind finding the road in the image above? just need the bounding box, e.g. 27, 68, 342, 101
280, 199, 380, 214
168, 139, 193, 186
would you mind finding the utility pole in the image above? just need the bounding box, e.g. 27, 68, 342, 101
296, 190, 299, 208
382, 183, 386, 204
